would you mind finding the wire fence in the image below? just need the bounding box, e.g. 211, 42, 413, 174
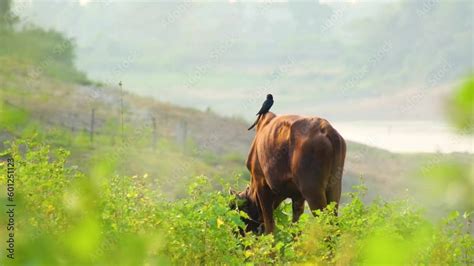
2, 99, 190, 150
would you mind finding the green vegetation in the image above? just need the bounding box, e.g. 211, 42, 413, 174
0, 28, 89, 84
0, 0, 89, 84
0, 138, 472, 265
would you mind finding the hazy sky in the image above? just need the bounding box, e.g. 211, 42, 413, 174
13, 1, 473, 122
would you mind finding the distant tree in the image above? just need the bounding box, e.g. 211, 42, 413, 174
0, 0, 18, 30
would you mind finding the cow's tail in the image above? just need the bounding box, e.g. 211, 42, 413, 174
248, 114, 262, 130
326, 128, 346, 211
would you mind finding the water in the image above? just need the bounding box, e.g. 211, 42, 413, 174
332, 120, 474, 154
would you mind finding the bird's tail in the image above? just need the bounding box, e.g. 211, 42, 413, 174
248, 114, 262, 130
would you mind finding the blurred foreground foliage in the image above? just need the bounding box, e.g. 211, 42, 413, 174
0, 138, 472, 265
449, 75, 474, 134
419, 75, 474, 212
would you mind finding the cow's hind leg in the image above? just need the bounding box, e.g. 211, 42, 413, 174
297, 176, 327, 215
291, 134, 332, 216
292, 196, 305, 222
297, 168, 329, 216
325, 182, 341, 216
304, 190, 327, 216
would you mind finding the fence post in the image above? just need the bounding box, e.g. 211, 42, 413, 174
152, 116, 157, 151
90, 108, 95, 145
119, 81, 124, 143
176, 120, 188, 148
71, 113, 76, 134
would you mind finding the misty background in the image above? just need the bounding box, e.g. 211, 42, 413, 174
8, 0, 474, 153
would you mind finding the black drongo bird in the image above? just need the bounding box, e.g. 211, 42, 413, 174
256, 94, 273, 115
248, 94, 274, 130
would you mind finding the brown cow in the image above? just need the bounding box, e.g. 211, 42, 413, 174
231, 112, 346, 234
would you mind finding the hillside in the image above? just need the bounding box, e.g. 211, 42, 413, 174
2, 55, 472, 210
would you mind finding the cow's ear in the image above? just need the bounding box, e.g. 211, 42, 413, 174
229, 188, 237, 196
229, 189, 247, 206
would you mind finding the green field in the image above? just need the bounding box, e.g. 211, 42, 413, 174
0, 138, 472, 265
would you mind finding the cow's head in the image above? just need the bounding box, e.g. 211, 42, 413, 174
229, 186, 263, 234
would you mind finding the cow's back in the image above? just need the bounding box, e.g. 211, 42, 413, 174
247, 114, 300, 192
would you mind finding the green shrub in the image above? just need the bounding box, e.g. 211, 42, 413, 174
0, 139, 472, 265
0, 25, 90, 84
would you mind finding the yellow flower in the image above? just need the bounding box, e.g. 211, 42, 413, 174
217, 217, 224, 228
244, 250, 253, 258
46, 204, 55, 214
